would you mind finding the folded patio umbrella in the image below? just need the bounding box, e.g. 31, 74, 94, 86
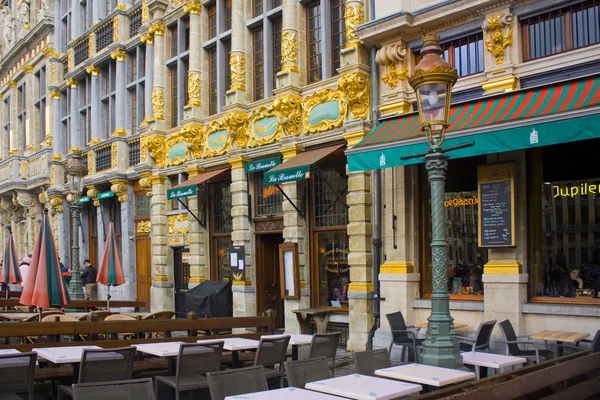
1, 230, 21, 297
97, 221, 125, 309
20, 209, 70, 319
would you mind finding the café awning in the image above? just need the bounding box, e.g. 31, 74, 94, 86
167, 167, 230, 200
263, 144, 344, 185
347, 74, 600, 172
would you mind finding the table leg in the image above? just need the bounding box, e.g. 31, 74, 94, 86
292, 345, 299, 361
295, 313, 311, 334
232, 351, 239, 368
314, 314, 330, 334
168, 357, 176, 376
556, 341, 564, 358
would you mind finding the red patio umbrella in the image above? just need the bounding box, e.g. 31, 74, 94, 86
97, 221, 125, 309
1, 229, 21, 298
20, 209, 70, 318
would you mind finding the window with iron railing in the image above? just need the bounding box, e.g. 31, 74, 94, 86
129, 8, 143, 38
522, 0, 600, 61
96, 22, 114, 52
128, 140, 140, 167
74, 40, 90, 66
255, 171, 283, 216
95, 146, 112, 172
441, 33, 485, 77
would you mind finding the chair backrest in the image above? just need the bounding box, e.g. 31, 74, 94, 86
23, 310, 63, 321
78, 311, 113, 321
104, 314, 136, 321
0, 352, 36, 396
309, 332, 341, 360
254, 335, 290, 371
79, 347, 136, 383
386, 311, 410, 342
177, 341, 224, 384
73, 378, 156, 400
207, 365, 268, 400
143, 310, 174, 320
284, 357, 330, 388
590, 330, 600, 353
498, 319, 521, 354
353, 349, 391, 376
471, 320, 496, 351
42, 314, 78, 322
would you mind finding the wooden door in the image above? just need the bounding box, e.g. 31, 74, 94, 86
135, 227, 151, 304
88, 205, 97, 267
256, 234, 284, 328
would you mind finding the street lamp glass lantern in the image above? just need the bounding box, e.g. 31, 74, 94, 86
66, 150, 87, 200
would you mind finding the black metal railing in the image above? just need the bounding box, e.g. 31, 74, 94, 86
96, 22, 114, 52
82, 152, 89, 172
95, 146, 112, 172
63, 59, 69, 75
129, 8, 143, 38
74, 39, 89, 66
128, 140, 140, 167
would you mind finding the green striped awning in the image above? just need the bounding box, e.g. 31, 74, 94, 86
264, 144, 344, 185
348, 74, 600, 172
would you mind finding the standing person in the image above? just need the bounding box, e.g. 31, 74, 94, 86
80, 260, 97, 300
59, 257, 71, 286
18, 256, 31, 292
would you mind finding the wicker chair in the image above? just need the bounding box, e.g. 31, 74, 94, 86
308, 332, 341, 376
253, 335, 290, 388
77, 311, 113, 322
41, 314, 79, 322
104, 314, 137, 339
498, 319, 553, 364
72, 378, 155, 400
386, 311, 421, 363
284, 357, 330, 388
58, 347, 136, 399
353, 349, 392, 376
207, 366, 268, 400
458, 320, 496, 352
155, 341, 224, 400
143, 311, 174, 338
0, 352, 36, 400
22, 310, 63, 322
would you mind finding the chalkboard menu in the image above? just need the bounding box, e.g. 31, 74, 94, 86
477, 163, 516, 247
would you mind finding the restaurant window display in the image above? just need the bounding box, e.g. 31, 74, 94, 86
420, 157, 488, 299
210, 183, 233, 281
312, 166, 350, 307
530, 140, 600, 303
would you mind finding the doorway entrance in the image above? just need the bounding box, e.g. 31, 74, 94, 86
173, 247, 190, 318
256, 233, 285, 328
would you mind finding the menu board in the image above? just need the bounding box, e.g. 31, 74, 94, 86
477, 163, 516, 247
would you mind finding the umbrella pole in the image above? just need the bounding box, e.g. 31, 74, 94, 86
107, 286, 111, 310
38, 307, 43, 322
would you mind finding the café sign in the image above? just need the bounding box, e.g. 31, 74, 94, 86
167, 185, 198, 200
264, 166, 310, 185
245, 157, 281, 173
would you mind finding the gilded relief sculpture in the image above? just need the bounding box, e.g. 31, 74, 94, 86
144, 136, 167, 167
187, 71, 202, 106
272, 94, 303, 136
151, 87, 165, 119
344, 3, 364, 48
230, 53, 246, 91
281, 30, 299, 73
483, 14, 514, 64
338, 72, 370, 120
223, 111, 249, 148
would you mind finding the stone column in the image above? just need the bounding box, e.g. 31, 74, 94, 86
277, 0, 302, 88
149, 174, 173, 312
70, 0, 82, 39
149, 22, 167, 130
183, 2, 202, 117
8, 84, 18, 156
140, 32, 154, 123
92, 0, 104, 23
110, 180, 136, 301
228, 152, 256, 321
226, 0, 247, 104
111, 50, 127, 137
346, 169, 374, 351
184, 165, 207, 289
23, 66, 35, 155
85, 66, 101, 144
280, 142, 310, 333
66, 79, 80, 151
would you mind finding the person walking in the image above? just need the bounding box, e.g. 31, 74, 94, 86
59, 257, 71, 287
80, 259, 97, 300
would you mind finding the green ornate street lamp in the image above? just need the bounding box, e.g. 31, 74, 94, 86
65, 149, 87, 300
405, 34, 472, 369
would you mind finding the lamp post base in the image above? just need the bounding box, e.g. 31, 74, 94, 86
68, 202, 85, 300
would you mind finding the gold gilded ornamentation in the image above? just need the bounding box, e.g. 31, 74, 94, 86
164, 124, 203, 166
248, 107, 282, 147
9, 148, 18, 156
89, 138, 101, 144
66, 78, 78, 88
111, 143, 118, 169
50, 165, 55, 186
183, 1, 201, 14
88, 35, 94, 58
150, 22, 166, 36
49, 195, 63, 214
141, 0, 148, 23
483, 14, 513, 65
7, 81, 17, 88
151, 87, 165, 119
187, 71, 201, 106
87, 186, 100, 206
338, 72, 370, 120
302, 89, 348, 133
381, 63, 407, 89
140, 32, 154, 45
168, 213, 190, 234
272, 94, 302, 136
112, 128, 126, 137
281, 30, 298, 72
344, 4, 364, 48
223, 111, 249, 148
203, 120, 232, 157
229, 52, 246, 91
137, 221, 151, 233
23, 65, 33, 74
110, 49, 127, 62
21, 161, 27, 178
113, 18, 119, 42
140, 133, 148, 162
144, 135, 167, 167
87, 152, 94, 175
86, 65, 99, 76
67, 49, 73, 71
110, 180, 128, 202
49, 90, 61, 99
50, 63, 55, 84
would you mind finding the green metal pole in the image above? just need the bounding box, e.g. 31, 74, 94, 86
69, 202, 84, 300
419, 149, 464, 369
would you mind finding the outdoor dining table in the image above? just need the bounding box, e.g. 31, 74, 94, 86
460, 351, 527, 379
33, 345, 102, 382
0, 349, 20, 355
197, 337, 260, 368
529, 330, 590, 357
262, 333, 313, 360
225, 387, 346, 399
375, 363, 475, 390
306, 373, 423, 400
135, 341, 215, 375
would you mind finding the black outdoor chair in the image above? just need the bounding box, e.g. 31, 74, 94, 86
557, 329, 600, 354
284, 356, 330, 388
498, 319, 552, 364
308, 332, 341, 376
0, 352, 36, 400
154, 341, 224, 400
58, 347, 136, 399
253, 335, 291, 388
207, 366, 268, 400
457, 320, 496, 352
386, 311, 422, 362
72, 378, 155, 400
353, 348, 392, 376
